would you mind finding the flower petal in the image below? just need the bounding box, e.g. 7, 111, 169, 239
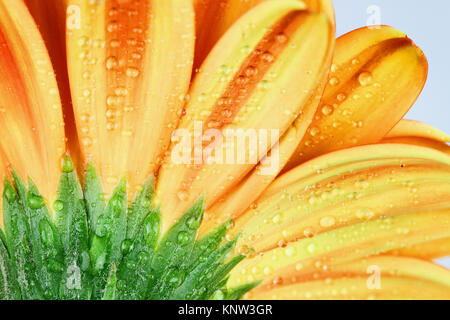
284, 26, 428, 171
389, 238, 450, 260
382, 120, 450, 155
25, 0, 81, 171
386, 119, 450, 143
156, 1, 334, 232
194, 0, 335, 70
66, 0, 195, 198
0, 0, 66, 205
233, 144, 450, 251
228, 144, 450, 286
243, 256, 450, 300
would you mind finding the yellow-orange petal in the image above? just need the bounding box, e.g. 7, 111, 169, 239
66, 0, 195, 199
388, 238, 450, 260
230, 208, 450, 288
284, 26, 428, 171
386, 119, 450, 143
25, 0, 82, 173
201, 35, 334, 236
194, 0, 335, 71
156, 1, 334, 232
0, 0, 66, 206
244, 256, 450, 300
381, 120, 450, 155
228, 144, 450, 286
232, 144, 450, 252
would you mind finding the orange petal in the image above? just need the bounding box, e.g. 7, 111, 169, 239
25, 0, 82, 173
0, 0, 66, 206
284, 26, 428, 171
201, 41, 334, 236
194, 0, 335, 71
156, 1, 334, 232
228, 144, 450, 286
244, 256, 450, 300
66, 0, 195, 198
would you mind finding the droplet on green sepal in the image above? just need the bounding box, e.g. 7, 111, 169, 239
95, 215, 111, 237
186, 216, 200, 230
211, 290, 225, 300
120, 239, 133, 255
126, 260, 136, 270
27, 191, 45, 209
177, 231, 190, 244
166, 267, 185, 286
53, 200, 64, 211
39, 220, 54, 246
137, 251, 150, 265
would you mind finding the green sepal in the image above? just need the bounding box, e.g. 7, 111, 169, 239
170, 236, 238, 300
89, 178, 127, 299
222, 281, 261, 300
11, 172, 64, 299
55, 156, 92, 300
2, 179, 43, 299
116, 207, 160, 300
84, 163, 106, 238
148, 196, 205, 299
126, 177, 155, 241
183, 219, 232, 273
0, 228, 6, 249
0, 229, 21, 300
102, 263, 117, 300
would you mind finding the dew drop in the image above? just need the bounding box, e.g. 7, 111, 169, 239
53, 200, 64, 211
358, 72, 373, 86
28, 192, 45, 209
321, 105, 334, 116
106, 56, 118, 70
319, 216, 336, 228
126, 67, 140, 78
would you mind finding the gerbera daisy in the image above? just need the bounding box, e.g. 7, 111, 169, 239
0, 0, 448, 300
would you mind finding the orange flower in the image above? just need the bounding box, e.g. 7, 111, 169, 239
0, 0, 448, 299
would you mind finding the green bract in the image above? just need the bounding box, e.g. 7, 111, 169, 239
0, 157, 258, 300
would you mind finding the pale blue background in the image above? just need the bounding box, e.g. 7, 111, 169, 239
334, 0, 450, 268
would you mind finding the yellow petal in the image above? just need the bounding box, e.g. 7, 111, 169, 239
156, 1, 334, 232
66, 0, 195, 198
382, 120, 450, 155
228, 144, 450, 286
388, 238, 450, 260
230, 208, 450, 288
233, 143, 450, 250
0, 0, 66, 206
284, 26, 428, 171
194, 0, 335, 70
245, 256, 450, 300
382, 137, 450, 155
386, 119, 450, 143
